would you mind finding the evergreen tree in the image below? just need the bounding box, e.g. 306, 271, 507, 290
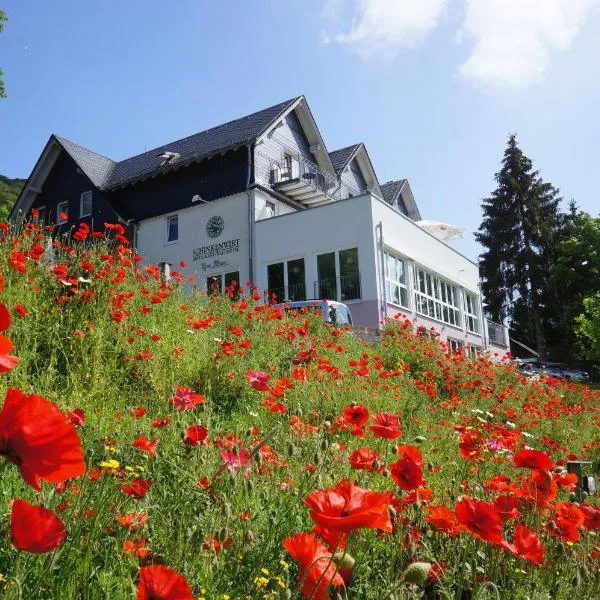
475, 135, 564, 359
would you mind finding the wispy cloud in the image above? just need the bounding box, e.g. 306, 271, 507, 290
460, 0, 599, 87
324, 0, 599, 87
327, 0, 448, 58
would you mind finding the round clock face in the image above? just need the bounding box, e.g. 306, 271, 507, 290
206, 216, 224, 238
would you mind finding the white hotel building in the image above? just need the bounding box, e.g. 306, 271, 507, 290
12, 96, 509, 355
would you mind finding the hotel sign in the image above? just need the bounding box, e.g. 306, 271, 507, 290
193, 238, 240, 261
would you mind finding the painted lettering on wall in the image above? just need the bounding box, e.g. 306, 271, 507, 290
193, 238, 240, 261
199, 259, 231, 273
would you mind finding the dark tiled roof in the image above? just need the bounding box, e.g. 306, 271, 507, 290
328, 144, 361, 173
380, 179, 407, 204
54, 135, 116, 188
106, 97, 300, 189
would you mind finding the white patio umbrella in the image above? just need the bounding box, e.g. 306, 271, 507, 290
415, 220, 464, 242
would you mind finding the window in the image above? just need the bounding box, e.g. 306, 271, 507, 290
80, 191, 93, 217
206, 271, 240, 298
464, 292, 480, 334
385, 251, 409, 308
317, 248, 360, 301
448, 339, 464, 354
413, 265, 460, 327
57, 201, 69, 224
166, 215, 178, 243
265, 201, 275, 218
465, 345, 482, 359
33, 206, 48, 226
267, 259, 306, 302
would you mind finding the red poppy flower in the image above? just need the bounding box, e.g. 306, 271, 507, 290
522, 469, 557, 507
67, 408, 86, 427
0, 335, 19, 372
0, 302, 11, 331
131, 407, 147, 418
219, 448, 251, 474
368, 412, 401, 439
455, 497, 504, 544
425, 505, 462, 537
0, 388, 86, 490
502, 524, 544, 566
121, 479, 152, 499
184, 424, 209, 446
548, 501, 585, 542
348, 447, 381, 472
132, 436, 158, 456
283, 532, 344, 600
169, 386, 204, 411
581, 503, 600, 531
14, 304, 28, 318
304, 479, 393, 533
124, 538, 150, 558
493, 495, 521, 521
390, 455, 424, 491
245, 370, 271, 392
137, 565, 194, 600
514, 449, 553, 471
152, 417, 171, 428
116, 511, 148, 530
11, 499, 65, 553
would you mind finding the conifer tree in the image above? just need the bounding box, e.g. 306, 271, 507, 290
475, 135, 564, 358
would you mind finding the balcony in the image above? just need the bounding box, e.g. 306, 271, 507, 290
269, 155, 343, 207
486, 320, 508, 347
266, 282, 307, 303
314, 273, 361, 302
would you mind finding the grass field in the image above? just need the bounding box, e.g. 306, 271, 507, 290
0, 220, 599, 599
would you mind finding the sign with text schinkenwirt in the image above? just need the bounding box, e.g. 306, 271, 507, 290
193, 238, 240, 261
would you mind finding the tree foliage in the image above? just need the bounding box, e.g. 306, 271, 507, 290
0, 175, 26, 221
0, 10, 6, 99
575, 293, 600, 369
475, 135, 564, 359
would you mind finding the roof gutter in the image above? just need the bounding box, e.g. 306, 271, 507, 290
246, 144, 254, 288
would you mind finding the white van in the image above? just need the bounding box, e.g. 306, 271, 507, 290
272, 299, 353, 327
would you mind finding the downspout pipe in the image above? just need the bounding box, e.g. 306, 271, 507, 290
246, 144, 254, 289
378, 221, 387, 325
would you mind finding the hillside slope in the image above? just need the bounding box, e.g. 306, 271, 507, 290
0, 221, 598, 599
0, 174, 25, 220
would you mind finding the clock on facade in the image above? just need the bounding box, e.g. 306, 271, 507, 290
206, 215, 225, 238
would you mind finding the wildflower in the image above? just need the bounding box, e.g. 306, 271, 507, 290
132, 436, 158, 456
0, 335, 19, 372
390, 445, 424, 491
10, 499, 65, 553
368, 412, 401, 439
514, 449, 553, 471
116, 512, 148, 530
0, 388, 85, 490
425, 505, 461, 537
67, 408, 86, 427
219, 448, 251, 474
283, 533, 344, 600
502, 524, 544, 566
170, 386, 205, 411
0, 303, 11, 330
246, 370, 271, 392
348, 448, 381, 472
304, 479, 393, 534
121, 479, 152, 499
455, 497, 504, 544
184, 424, 209, 446
137, 565, 194, 600
343, 404, 370, 437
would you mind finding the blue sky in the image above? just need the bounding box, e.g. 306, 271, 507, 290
1, 0, 599, 260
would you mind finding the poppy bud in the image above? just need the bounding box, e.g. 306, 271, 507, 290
323, 421, 332, 429
388, 505, 397, 520
246, 479, 255, 493
280, 589, 292, 599
401, 562, 432, 585
223, 503, 231, 520
255, 452, 263, 465
333, 551, 355, 569
372, 460, 381, 472
414, 436, 426, 443
287, 443, 296, 456
246, 530, 255, 543
382, 467, 390, 478
320, 439, 329, 452
217, 527, 228, 542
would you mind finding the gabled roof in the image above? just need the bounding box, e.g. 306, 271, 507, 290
380, 179, 407, 204
107, 97, 300, 189
380, 179, 421, 221
328, 144, 361, 173
54, 135, 116, 188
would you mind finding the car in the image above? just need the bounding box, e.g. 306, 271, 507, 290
517, 360, 590, 382
272, 299, 353, 327
560, 367, 590, 382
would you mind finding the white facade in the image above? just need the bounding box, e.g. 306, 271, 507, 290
136, 189, 509, 355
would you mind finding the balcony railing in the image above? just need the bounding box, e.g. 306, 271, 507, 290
266, 282, 307, 303
487, 320, 507, 346
314, 273, 361, 302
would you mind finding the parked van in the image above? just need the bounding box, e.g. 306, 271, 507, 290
272, 300, 353, 327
